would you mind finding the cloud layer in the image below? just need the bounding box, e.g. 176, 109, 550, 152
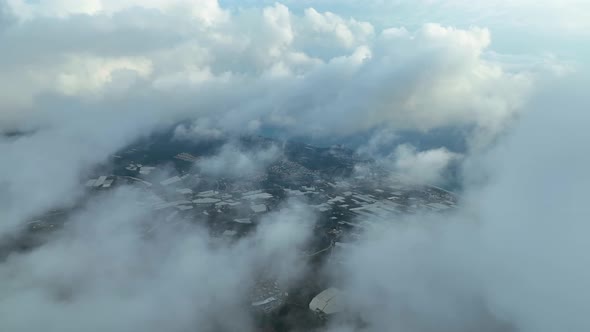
0, 0, 547, 233
1, 0, 535, 143
0, 187, 316, 332
328, 73, 590, 332
0, 1, 588, 331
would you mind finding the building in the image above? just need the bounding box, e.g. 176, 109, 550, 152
176, 188, 193, 195
160, 176, 182, 186
309, 288, 344, 315
251, 204, 267, 213
94, 176, 107, 187
194, 198, 221, 204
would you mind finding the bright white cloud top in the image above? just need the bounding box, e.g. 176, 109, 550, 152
1, 0, 562, 145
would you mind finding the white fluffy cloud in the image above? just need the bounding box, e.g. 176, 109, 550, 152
250, 0, 590, 40
172, 118, 225, 142
0, 0, 538, 144
195, 142, 281, 179
393, 144, 460, 185
6, 0, 229, 24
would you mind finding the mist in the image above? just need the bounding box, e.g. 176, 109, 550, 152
325, 73, 590, 331
0, 186, 316, 332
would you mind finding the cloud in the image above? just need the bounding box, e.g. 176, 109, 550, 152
253, 201, 316, 284
0, 0, 538, 144
194, 141, 281, 179
0, 97, 170, 235
355, 129, 399, 157
354, 129, 461, 186
6, 0, 229, 25
0, 2, 587, 331
327, 216, 508, 332
172, 119, 225, 142
243, 0, 590, 40
0, 0, 564, 264
325, 72, 590, 331
0, 186, 316, 332
392, 144, 461, 186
